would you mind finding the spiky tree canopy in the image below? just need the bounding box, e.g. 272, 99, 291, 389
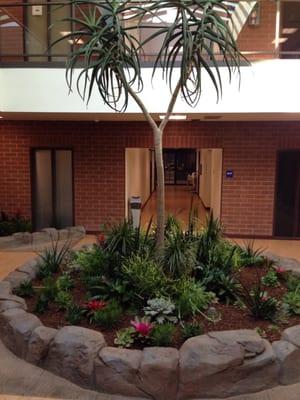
55, 0, 242, 111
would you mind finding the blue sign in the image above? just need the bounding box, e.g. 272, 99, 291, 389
226, 170, 234, 178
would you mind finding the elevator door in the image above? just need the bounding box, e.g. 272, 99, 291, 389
274, 151, 300, 237
32, 149, 74, 231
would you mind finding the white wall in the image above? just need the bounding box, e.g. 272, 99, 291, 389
125, 148, 151, 218
2, 60, 300, 116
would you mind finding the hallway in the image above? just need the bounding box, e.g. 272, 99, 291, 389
141, 185, 207, 228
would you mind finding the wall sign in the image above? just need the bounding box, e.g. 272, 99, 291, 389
226, 170, 234, 178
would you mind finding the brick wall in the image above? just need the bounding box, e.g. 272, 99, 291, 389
0, 120, 300, 236
237, 0, 277, 61
0, 1, 24, 62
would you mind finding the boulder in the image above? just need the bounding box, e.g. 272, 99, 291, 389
0, 281, 12, 296
3, 270, 30, 289
264, 252, 300, 275
57, 229, 71, 240
0, 309, 42, 357
41, 228, 59, 240
178, 334, 244, 399
136, 347, 179, 400
32, 231, 51, 244
95, 347, 145, 397
282, 325, 300, 347
17, 259, 39, 279
208, 329, 265, 358
12, 232, 32, 244
273, 340, 300, 385
0, 294, 27, 312
68, 226, 86, 236
44, 326, 106, 388
178, 332, 278, 399
27, 326, 57, 365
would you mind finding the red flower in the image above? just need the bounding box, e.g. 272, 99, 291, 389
130, 318, 153, 336
97, 233, 106, 246
85, 300, 107, 311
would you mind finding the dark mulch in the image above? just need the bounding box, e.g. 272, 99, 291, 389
22, 265, 300, 348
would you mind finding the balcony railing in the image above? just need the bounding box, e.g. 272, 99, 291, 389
0, 1, 300, 66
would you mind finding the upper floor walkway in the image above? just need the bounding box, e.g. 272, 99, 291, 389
1, 0, 300, 67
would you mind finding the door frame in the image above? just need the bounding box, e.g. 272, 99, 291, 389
30, 147, 75, 230
273, 149, 300, 238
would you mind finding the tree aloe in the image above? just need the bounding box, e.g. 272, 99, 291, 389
55, 0, 242, 249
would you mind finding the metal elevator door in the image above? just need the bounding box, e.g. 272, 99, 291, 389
32, 149, 73, 230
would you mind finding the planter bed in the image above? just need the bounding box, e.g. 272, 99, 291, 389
22, 264, 300, 345
2, 218, 300, 399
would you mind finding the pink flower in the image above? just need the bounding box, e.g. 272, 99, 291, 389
276, 267, 286, 274
261, 296, 268, 302
130, 318, 153, 336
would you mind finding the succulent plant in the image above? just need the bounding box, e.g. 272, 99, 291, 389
144, 297, 178, 324
114, 327, 135, 348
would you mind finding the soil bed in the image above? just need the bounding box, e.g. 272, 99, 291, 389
22, 264, 300, 347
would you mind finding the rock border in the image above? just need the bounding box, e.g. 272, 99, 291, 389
1, 253, 300, 399
0, 225, 86, 250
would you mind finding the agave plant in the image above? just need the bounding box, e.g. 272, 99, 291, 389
55, 0, 243, 248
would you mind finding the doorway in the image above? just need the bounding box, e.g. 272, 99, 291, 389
281, 1, 300, 58
163, 149, 196, 185
274, 150, 300, 237
31, 149, 74, 231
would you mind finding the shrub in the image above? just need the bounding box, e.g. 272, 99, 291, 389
261, 270, 279, 288
34, 294, 49, 314
73, 245, 108, 278
37, 238, 71, 278
162, 229, 196, 278
106, 220, 137, 259
196, 241, 240, 304
56, 273, 74, 292
150, 323, 176, 346
89, 278, 135, 306
121, 254, 167, 300
114, 327, 135, 348
235, 241, 264, 267
283, 286, 300, 315
55, 291, 73, 310
181, 321, 204, 340
41, 277, 58, 301
175, 278, 214, 319
144, 298, 178, 324
90, 300, 122, 328
65, 304, 86, 324
237, 284, 279, 321
286, 275, 300, 292
15, 281, 34, 298
196, 213, 223, 266
0, 210, 32, 237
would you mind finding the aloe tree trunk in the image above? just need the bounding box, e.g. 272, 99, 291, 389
153, 127, 165, 249
127, 81, 181, 250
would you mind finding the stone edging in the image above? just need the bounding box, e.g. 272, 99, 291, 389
0, 225, 86, 250
1, 254, 300, 399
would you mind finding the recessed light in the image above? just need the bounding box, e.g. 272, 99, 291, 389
0, 116, 3, 119
159, 115, 187, 121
